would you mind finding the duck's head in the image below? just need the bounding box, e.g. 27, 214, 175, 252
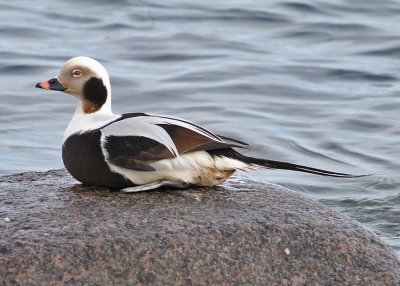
36, 56, 112, 114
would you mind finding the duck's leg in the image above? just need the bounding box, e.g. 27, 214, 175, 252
121, 180, 189, 193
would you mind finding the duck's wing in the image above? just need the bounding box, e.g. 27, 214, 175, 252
100, 113, 247, 171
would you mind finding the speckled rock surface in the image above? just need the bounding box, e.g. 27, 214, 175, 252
0, 169, 399, 285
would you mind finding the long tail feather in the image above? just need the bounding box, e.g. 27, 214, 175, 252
246, 157, 361, 178
208, 148, 364, 178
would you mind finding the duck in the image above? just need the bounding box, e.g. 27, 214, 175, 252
36, 56, 356, 192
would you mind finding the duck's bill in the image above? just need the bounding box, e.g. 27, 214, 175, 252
36, 78, 66, 91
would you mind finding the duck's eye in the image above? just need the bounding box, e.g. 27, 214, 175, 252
72, 69, 82, 77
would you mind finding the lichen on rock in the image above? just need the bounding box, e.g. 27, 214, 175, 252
0, 169, 399, 285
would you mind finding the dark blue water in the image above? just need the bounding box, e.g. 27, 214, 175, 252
0, 0, 399, 255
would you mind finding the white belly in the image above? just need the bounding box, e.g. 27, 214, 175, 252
106, 151, 248, 186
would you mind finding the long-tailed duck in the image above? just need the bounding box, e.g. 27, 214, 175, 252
36, 56, 357, 192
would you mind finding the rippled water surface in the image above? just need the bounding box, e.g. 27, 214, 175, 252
0, 0, 399, 254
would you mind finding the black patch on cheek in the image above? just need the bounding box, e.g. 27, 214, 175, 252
83, 77, 107, 109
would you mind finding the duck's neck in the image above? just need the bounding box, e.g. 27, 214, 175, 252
74, 96, 113, 116
74, 74, 113, 116
63, 94, 118, 142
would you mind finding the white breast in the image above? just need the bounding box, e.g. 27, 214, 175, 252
63, 112, 119, 142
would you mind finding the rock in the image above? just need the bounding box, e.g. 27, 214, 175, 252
0, 169, 399, 285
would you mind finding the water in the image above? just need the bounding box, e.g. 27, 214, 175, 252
0, 0, 399, 255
